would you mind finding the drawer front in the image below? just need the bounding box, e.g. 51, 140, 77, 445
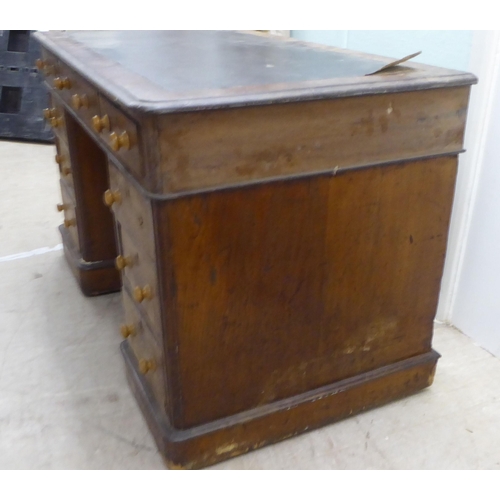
59, 181, 79, 250
107, 161, 155, 260
98, 95, 143, 179
48, 59, 74, 99
117, 227, 162, 340
46, 95, 67, 143
60, 66, 101, 131
39, 49, 61, 91
55, 138, 74, 190
121, 289, 166, 410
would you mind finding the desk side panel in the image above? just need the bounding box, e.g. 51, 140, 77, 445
155, 156, 458, 428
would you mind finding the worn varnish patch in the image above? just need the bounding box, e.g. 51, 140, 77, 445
156, 87, 469, 194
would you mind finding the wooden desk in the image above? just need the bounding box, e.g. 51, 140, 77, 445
34, 30, 476, 469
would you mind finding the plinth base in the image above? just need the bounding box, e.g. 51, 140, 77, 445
121, 340, 440, 469
59, 225, 121, 296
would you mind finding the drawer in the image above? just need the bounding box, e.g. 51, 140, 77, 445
60, 66, 101, 131
55, 138, 74, 189
45, 95, 67, 143
39, 49, 62, 91
59, 180, 79, 250
116, 226, 162, 340
107, 160, 155, 260
121, 288, 166, 410
47, 58, 75, 100
97, 95, 143, 179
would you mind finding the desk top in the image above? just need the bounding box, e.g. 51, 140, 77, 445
35, 30, 476, 114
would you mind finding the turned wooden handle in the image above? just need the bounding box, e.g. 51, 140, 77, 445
64, 218, 76, 228
103, 189, 121, 207
37, 60, 54, 75
54, 76, 71, 90
120, 324, 136, 339
92, 114, 110, 133
115, 254, 133, 270
43, 107, 57, 119
72, 93, 89, 110
50, 116, 64, 128
138, 358, 156, 375
133, 285, 153, 303
110, 131, 131, 151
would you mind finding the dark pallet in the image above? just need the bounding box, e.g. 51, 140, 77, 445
0, 30, 53, 142
0, 30, 40, 70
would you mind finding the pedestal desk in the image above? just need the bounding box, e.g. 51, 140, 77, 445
34, 30, 476, 469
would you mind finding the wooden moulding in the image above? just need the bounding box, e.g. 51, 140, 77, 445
122, 340, 440, 469
59, 225, 121, 296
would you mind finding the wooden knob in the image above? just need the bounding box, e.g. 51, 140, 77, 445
55, 154, 63, 164
110, 131, 131, 151
115, 255, 133, 271
138, 358, 156, 375
53, 76, 71, 90
50, 116, 63, 128
120, 324, 136, 339
64, 218, 76, 228
56, 203, 66, 212
92, 114, 110, 133
103, 189, 121, 207
43, 108, 57, 119
62, 166, 71, 176
133, 285, 153, 303
71, 93, 89, 110
36, 59, 54, 75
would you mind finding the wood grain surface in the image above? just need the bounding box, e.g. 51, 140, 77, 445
156, 86, 469, 194
155, 156, 458, 428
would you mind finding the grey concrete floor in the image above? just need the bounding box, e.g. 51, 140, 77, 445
1, 140, 500, 469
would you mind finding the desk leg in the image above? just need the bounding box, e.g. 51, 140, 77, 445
61, 111, 121, 296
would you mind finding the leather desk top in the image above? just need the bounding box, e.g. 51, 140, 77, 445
34, 30, 477, 114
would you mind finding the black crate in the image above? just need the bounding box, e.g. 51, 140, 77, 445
0, 30, 53, 142
0, 30, 39, 70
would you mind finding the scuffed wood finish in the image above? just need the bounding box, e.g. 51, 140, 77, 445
155, 156, 458, 428
35, 31, 476, 468
123, 341, 439, 469
156, 86, 469, 193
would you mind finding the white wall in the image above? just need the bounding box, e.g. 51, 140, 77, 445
446, 32, 500, 356
291, 30, 473, 71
